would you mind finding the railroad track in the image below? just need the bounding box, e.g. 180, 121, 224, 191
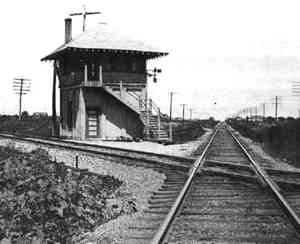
0, 132, 299, 187
1, 127, 300, 243
124, 123, 300, 244
0, 132, 195, 169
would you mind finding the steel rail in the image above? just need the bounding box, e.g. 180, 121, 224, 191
227, 125, 300, 235
0, 133, 194, 166
150, 127, 219, 244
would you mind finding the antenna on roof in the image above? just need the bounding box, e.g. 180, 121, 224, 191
70, 5, 101, 32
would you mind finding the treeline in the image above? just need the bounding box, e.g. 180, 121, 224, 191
227, 118, 300, 168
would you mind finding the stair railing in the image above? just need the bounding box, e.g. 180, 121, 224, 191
104, 80, 163, 140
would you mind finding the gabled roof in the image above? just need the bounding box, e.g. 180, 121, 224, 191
42, 25, 168, 61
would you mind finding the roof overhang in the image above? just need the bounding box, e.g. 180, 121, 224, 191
41, 47, 168, 61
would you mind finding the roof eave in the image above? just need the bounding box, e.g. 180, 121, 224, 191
41, 47, 168, 61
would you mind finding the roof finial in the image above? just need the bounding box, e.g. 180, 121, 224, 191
70, 5, 101, 32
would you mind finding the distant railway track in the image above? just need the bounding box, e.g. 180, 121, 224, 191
124, 123, 300, 244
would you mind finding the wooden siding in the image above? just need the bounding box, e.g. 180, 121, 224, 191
84, 88, 143, 139
60, 88, 86, 140
59, 87, 143, 140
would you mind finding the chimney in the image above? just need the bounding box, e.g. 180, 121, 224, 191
65, 18, 72, 43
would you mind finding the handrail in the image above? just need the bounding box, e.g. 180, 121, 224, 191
150, 128, 219, 244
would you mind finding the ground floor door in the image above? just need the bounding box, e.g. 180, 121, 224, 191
87, 110, 99, 138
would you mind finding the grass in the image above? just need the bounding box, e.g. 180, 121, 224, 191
227, 118, 300, 168
0, 115, 52, 137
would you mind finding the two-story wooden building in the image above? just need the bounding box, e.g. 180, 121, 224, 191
42, 18, 168, 140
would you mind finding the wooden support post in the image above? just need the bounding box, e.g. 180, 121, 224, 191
157, 109, 161, 140
99, 65, 103, 86
149, 99, 153, 113
146, 98, 150, 140
75, 155, 79, 168
52, 61, 59, 137
169, 122, 173, 142
84, 64, 88, 83
139, 96, 142, 111
100, 113, 106, 139
120, 80, 123, 98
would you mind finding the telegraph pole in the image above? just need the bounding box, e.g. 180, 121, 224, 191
275, 96, 278, 120
189, 108, 196, 120
181, 104, 187, 124
262, 103, 266, 120
255, 106, 258, 121
13, 78, 31, 120
169, 92, 177, 121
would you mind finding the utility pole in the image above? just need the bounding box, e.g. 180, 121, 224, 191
255, 106, 258, 121
262, 103, 266, 120
13, 78, 31, 120
70, 5, 101, 32
189, 108, 196, 120
271, 96, 281, 120
181, 104, 187, 124
169, 92, 177, 121
275, 96, 278, 120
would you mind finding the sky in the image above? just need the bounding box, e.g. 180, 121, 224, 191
1, 0, 300, 120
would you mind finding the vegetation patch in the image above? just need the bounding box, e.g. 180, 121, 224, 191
227, 118, 300, 168
0, 146, 128, 243
0, 115, 52, 137
161, 118, 217, 144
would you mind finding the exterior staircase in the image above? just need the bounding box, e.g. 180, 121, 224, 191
140, 111, 169, 141
103, 82, 170, 142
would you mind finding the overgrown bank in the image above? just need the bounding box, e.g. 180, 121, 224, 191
227, 118, 300, 168
0, 146, 127, 243
163, 118, 218, 144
